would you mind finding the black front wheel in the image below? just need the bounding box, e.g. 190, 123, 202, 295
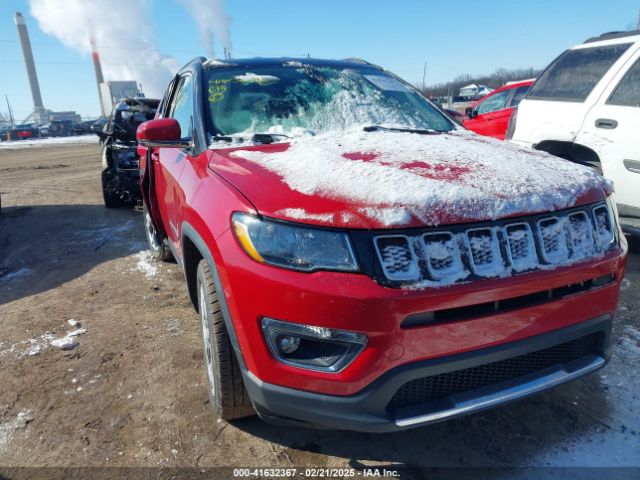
101, 169, 125, 209
143, 204, 172, 261
197, 259, 254, 421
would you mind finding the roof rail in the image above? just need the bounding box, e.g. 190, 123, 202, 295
584, 30, 640, 44
342, 57, 371, 65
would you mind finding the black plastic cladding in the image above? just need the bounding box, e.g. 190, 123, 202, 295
349, 201, 615, 289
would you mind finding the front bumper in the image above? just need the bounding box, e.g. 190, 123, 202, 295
244, 315, 611, 432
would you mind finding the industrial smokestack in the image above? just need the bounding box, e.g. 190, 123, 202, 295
90, 37, 106, 116
14, 12, 44, 113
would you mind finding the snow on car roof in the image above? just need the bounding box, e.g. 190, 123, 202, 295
203, 57, 384, 71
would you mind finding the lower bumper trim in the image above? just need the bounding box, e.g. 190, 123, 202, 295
395, 354, 604, 427
243, 315, 611, 432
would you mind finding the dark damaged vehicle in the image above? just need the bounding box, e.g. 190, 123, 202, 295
98, 97, 159, 208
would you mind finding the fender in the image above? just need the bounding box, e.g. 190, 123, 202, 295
181, 221, 248, 372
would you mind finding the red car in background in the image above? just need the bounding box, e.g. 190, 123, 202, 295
463, 80, 534, 139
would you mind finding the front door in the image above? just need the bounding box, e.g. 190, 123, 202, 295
465, 89, 512, 139
155, 74, 195, 253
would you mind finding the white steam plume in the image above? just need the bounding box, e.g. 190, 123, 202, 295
177, 0, 232, 58
28, 0, 180, 99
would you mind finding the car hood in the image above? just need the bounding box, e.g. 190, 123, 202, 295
208, 129, 611, 229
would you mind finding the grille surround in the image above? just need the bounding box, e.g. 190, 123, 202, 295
370, 202, 616, 287
388, 333, 601, 412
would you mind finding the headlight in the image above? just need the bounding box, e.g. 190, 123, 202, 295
261, 318, 367, 372
232, 213, 359, 272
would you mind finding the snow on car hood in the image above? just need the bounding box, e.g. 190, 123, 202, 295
209, 128, 611, 229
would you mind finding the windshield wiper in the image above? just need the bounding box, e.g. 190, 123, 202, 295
363, 125, 442, 135
251, 133, 291, 144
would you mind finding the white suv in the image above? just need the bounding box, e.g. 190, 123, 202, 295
510, 31, 640, 236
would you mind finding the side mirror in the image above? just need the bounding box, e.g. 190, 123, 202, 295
465, 107, 476, 119
136, 118, 190, 148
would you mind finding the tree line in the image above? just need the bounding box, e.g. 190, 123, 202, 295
420, 67, 543, 98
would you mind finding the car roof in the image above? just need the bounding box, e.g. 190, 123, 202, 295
201, 57, 383, 71
583, 30, 640, 45
476, 79, 534, 99
495, 79, 535, 92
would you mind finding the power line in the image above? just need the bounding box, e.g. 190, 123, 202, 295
0, 37, 197, 54
0, 59, 174, 68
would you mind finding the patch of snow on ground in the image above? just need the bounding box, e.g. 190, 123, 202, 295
0, 410, 33, 455
230, 128, 610, 227
134, 250, 158, 279
0, 135, 97, 150
533, 323, 640, 466
620, 278, 631, 290
0, 333, 55, 358
0, 327, 88, 357
50, 336, 78, 350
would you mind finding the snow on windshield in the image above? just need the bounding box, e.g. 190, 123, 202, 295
207, 67, 452, 137
229, 128, 611, 227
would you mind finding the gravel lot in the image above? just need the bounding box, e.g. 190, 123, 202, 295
0, 141, 638, 475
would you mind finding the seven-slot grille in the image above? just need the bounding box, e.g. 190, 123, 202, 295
373, 202, 616, 286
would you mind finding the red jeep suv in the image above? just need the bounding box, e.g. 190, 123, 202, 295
136, 58, 626, 432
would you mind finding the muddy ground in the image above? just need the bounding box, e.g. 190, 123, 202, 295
0, 141, 638, 475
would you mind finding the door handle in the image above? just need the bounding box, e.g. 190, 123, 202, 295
595, 118, 618, 129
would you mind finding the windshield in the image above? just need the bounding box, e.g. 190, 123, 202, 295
205, 65, 453, 136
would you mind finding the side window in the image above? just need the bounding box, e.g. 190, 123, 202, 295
157, 77, 178, 119
167, 75, 194, 139
477, 90, 511, 114
509, 86, 531, 107
607, 58, 640, 107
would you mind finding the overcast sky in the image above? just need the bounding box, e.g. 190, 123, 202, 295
0, 0, 638, 120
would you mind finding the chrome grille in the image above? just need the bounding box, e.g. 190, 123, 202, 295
568, 211, 595, 259
372, 202, 616, 286
466, 228, 503, 275
593, 204, 614, 248
374, 236, 420, 281
422, 233, 462, 279
538, 217, 570, 263
505, 223, 537, 270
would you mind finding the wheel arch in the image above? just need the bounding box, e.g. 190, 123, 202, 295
534, 140, 602, 170
181, 221, 247, 370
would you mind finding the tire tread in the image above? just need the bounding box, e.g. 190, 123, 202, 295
197, 259, 254, 420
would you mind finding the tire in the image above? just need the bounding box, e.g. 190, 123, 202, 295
197, 259, 254, 421
102, 169, 124, 209
143, 204, 172, 261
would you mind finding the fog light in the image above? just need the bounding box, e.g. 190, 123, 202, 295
261, 318, 367, 373
278, 335, 301, 354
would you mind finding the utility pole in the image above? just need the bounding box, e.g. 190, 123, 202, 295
422, 61, 427, 92
636, 8, 640, 30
